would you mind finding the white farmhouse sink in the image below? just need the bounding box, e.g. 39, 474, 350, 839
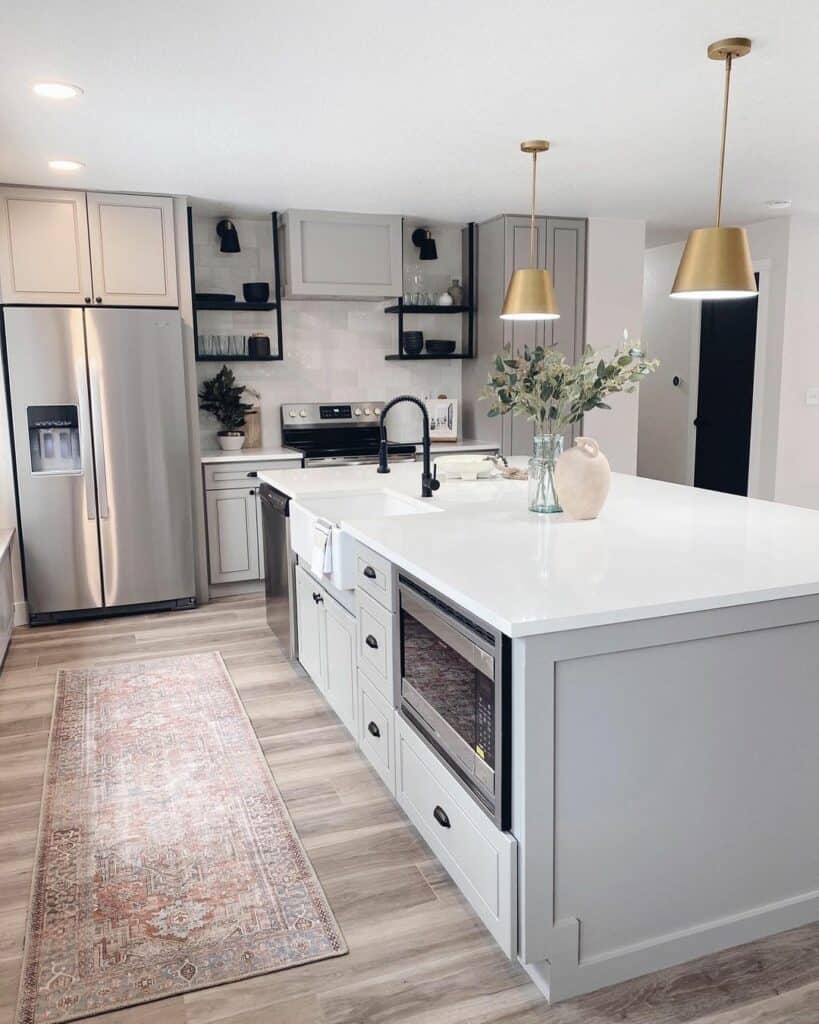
290, 489, 440, 590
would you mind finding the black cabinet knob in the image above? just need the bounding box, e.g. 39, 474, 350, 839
367, 721, 381, 738
365, 634, 379, 649
84, 296, 91, 304
249, 488, 256, 495
95, 297, 102, 303
247, 471, 258, 478
312, 592, 323, 604
363, 566, 377, 580
433, 805, 451, 829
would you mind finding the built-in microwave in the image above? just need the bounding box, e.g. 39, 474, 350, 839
397, 572, 511, 829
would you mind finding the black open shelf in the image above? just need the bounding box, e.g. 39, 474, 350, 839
386, 223, 475, 361
196, 301, 277, 312
384, 304, 471, 315
385, 353, 470, 360
188, 209, 285, 362
195, 354, 283, 362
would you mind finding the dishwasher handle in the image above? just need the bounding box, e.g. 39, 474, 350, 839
259, 485, 290, 516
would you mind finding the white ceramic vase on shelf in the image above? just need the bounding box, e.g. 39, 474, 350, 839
554, 436, 611, 520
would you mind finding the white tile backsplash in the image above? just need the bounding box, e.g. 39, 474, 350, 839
194, 214, 462, 448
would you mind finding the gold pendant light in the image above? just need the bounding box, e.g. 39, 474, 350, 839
500, 140, 560, 320
671, 38, 757, 300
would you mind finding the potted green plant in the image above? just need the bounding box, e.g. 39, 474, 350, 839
482, 336, 658, 513
198, 365, 254, 451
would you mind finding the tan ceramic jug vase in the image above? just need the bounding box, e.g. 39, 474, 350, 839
554, 436, 611, 520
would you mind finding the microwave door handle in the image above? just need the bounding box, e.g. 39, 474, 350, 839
89, 369, 110, 519
401, 589, 495, 679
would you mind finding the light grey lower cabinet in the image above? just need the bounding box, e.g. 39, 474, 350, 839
203, 459, 299, 586
205, 488, 260, 584
462, 214, 587, 457
295, 564, 357, 736
280, 209, 403, 299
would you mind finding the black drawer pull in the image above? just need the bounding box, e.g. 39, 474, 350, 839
247, 470, 258, 478
365, 634, 379, 649
363, 565, 377, 579
312, 592, 323, 604
367, 721, 381, 738
249, 488, 256, 495
433, 805, 451, 829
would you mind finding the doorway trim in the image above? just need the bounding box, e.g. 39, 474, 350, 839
684, 258, 770, 498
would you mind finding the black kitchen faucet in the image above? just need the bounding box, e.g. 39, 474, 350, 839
377, 395, 441, 498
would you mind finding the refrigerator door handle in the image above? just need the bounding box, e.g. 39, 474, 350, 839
74, 344, 97, 522
89, 368, 110, 519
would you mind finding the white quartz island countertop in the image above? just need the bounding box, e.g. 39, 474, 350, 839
258, 461, 819, 637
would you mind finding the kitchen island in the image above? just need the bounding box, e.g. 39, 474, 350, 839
258, 460, 819, 1002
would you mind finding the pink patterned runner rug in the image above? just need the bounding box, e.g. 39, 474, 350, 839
17, 652, 346, 1024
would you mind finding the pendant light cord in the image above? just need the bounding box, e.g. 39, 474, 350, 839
530, 151, 538, 266
715, 53, 732, 228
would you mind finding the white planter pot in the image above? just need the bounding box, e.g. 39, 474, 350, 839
217, 431, 246, 452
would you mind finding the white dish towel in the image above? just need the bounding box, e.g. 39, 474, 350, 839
311, 518, 334, 577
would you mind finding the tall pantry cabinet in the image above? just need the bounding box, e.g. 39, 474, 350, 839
462, 215, 587, 457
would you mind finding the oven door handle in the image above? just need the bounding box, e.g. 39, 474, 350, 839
400, 588, 495, 679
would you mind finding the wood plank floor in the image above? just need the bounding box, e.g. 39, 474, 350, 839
2, 595, 819, 1024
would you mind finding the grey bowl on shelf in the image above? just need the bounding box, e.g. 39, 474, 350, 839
402, 331, 424, 356
425, 339, 456, 355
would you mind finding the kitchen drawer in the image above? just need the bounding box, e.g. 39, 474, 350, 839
396, 716, 517, 957
203, 459, 299, 490
354, 541, 395, 611
357, 588, 394, 688
358, 670, 395, 794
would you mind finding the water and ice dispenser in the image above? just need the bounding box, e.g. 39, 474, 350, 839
27, 405, 82, 474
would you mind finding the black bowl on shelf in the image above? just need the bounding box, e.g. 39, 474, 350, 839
242, 282, 270, 303
425, 339, 457, 355
196, 292, 235, 306
401, 331, 424, 356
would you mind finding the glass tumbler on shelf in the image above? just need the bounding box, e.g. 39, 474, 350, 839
528, 433, 564, 513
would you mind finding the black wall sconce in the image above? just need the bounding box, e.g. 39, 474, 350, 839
216, 219, 241, 253
411, 227, 438, 261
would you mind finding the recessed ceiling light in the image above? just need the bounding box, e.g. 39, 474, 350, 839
48, 159, 85, 172
765, 200, 792, 210
33, 81, 83, 100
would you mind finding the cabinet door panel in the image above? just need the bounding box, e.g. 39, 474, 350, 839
324, 597, 357, 736
0, 187, 92, 304
284, 210, 402, 298
205, 488, 259, 583
295, 564, 325, 690
87, 193, 177, 306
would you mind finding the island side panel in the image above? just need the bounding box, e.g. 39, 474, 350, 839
514, 595, 819, 1002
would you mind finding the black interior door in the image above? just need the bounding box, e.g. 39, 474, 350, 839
693, 275, 759, 495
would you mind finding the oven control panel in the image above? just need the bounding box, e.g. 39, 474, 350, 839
281, 402, 385, 424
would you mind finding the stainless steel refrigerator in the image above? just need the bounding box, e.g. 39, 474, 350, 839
2, 306, 196, 624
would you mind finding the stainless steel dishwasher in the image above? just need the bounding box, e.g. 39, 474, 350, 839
259, 484, 297, 659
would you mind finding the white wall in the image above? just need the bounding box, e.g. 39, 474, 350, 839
193, 215, 462, 449
583, 218, 646, 474
638, 217, 791, 500
774, 215, 819, 509
0, 372, 24, 623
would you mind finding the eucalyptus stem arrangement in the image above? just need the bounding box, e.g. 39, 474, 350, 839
482, 335, 658, 512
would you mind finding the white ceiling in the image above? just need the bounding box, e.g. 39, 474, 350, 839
2, 0, 817, 243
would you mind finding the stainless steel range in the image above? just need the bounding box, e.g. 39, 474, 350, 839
281, 402, 417, 467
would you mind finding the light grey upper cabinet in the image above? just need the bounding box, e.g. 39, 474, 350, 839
0, 187, 93, 304
462, 214, 587, 458
0, 186, 178, 307
86, 193, 177, 307
280, 209, 403, 299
